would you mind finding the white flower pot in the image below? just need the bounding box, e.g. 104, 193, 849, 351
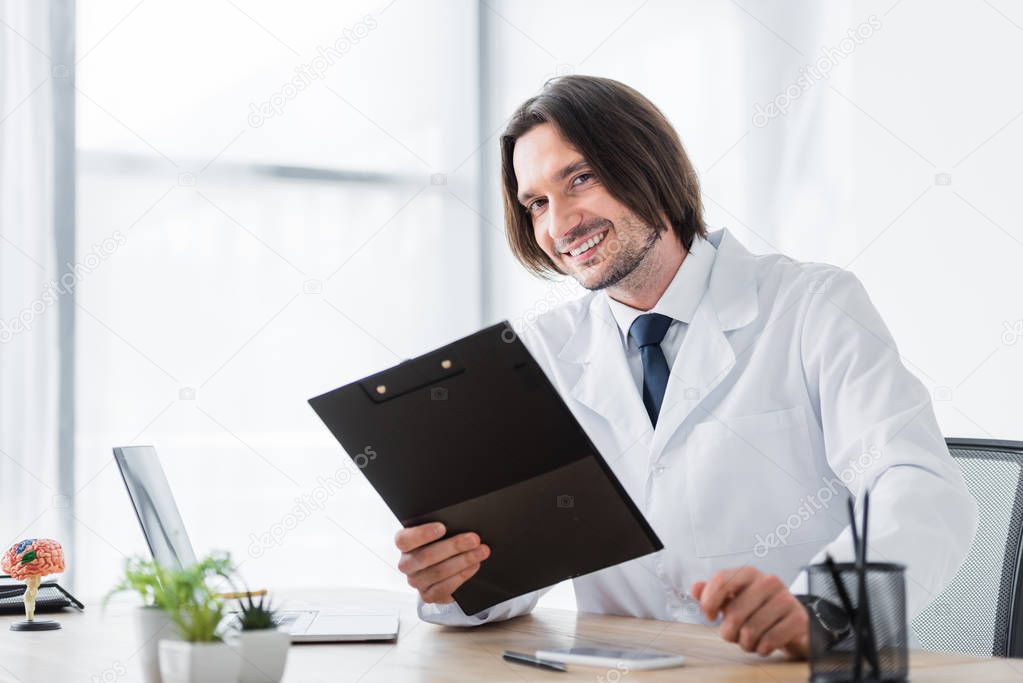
158, 640, 241, 683
230, 628, 291, 683
135, 606, 178, 683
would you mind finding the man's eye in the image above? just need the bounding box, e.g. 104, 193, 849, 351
527, 198, 547, 214
572, 173, 593, 186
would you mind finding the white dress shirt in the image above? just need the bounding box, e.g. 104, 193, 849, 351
606, 234, 717, 397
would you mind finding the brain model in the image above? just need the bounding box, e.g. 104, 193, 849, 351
2, 539, 65, 621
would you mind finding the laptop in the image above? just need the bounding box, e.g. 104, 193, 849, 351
112, 445, 399, 643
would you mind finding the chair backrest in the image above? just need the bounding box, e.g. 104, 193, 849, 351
912, 438, 1023, 657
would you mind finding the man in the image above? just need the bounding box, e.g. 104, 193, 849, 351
393, 76, 977, 658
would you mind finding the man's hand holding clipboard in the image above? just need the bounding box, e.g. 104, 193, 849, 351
309, 322, 662, 616
395, 523, 489, 606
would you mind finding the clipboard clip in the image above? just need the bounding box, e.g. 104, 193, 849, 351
358, 351, 464, 403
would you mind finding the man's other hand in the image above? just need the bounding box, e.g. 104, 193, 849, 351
692, 566, 809, 658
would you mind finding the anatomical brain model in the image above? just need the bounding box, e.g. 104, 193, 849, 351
2, 538, 65, 630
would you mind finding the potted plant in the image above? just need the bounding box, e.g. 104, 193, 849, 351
155, 553, 241, 683
105, 557, 178, 683
229, 593, 290, 683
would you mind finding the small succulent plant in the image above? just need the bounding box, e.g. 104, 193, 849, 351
236, 592, 278, 631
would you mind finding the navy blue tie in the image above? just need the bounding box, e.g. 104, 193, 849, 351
629, 313, 673, 427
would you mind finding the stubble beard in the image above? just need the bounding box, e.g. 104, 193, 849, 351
575, 215, 661, 293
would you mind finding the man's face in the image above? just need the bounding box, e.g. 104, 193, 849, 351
512, 123, 659, 290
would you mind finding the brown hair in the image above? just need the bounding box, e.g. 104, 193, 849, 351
500, 75, 706, 277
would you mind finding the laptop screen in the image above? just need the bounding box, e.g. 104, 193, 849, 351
112, 445, 197, 569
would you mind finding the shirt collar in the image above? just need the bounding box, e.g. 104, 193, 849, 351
605, 233, 718, 344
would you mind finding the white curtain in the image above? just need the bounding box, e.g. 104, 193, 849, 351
0, 0, 67, 564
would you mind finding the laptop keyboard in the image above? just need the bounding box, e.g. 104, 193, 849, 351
273, 613, 299, 627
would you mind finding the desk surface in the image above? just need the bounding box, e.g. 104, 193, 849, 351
1, 587, 1021, 682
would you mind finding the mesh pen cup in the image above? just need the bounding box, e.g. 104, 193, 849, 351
806, 562, 908, 683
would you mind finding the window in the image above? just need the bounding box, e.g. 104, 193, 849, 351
73, 0, 482, 596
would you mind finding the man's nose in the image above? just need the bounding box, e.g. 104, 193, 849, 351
547, 199, 582, 248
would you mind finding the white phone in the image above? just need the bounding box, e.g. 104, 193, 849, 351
534, 646, 685, 671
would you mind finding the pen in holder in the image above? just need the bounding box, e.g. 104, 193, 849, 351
806, 561, 907, 682
806, 491, 907, 682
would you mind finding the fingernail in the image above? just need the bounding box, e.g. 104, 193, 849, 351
433, 523, 445, 536
474, 546, 489, 559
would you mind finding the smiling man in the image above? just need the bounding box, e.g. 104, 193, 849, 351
393, 76, 977, 658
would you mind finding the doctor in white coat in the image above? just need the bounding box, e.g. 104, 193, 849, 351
393, 76, 977, 658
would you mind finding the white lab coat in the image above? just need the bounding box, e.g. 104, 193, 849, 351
419, 227, 977, 628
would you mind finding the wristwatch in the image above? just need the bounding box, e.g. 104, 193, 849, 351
796, 594, 852, 650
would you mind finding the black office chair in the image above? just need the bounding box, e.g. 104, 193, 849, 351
911, 438, 1023, 657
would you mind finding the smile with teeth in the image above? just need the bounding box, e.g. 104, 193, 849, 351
567, 230, 607, 258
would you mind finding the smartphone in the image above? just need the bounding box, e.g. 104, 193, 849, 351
533, 646, 685, 671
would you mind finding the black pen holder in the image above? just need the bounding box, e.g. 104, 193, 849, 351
806, 562, 908, 683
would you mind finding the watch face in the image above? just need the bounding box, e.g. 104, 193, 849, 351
816, 599, 851, 633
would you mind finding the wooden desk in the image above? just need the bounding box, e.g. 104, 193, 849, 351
1, 588, 1021, 682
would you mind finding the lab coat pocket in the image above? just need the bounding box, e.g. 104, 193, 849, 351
685, 406, 828, 558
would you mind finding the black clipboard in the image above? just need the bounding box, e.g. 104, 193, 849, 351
308, 321, 663, 615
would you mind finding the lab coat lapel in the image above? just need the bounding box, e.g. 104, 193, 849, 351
558, 295, 653, 444
650, 297, 734, 456
650, 229, 760, 458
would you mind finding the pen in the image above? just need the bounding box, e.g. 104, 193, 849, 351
846, 496, 864, 681
847, 493, 879, 680
859, 490, 880, 676
824, 553, 879, 674
502, 650, 567, 673
218, 589, 268, 599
